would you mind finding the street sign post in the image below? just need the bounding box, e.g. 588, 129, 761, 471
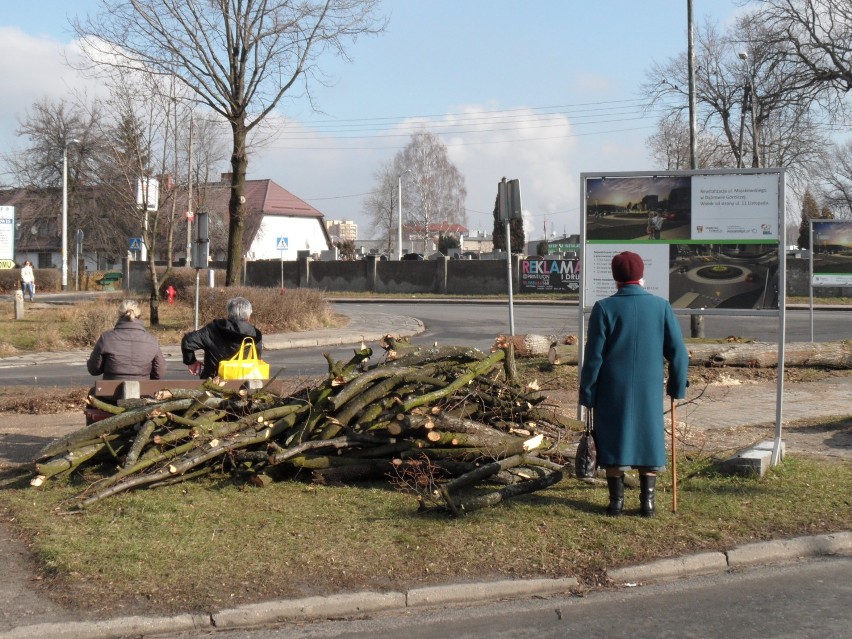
277, 236, 288, 289
497, 179, 522, 335
129, 237, 143, 256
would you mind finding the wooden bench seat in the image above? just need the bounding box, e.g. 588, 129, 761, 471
93, 379, 287, 401
95, 272, 123, 290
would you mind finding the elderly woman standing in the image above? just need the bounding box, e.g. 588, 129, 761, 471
579, 252, 689, 517
87, 300, 166, 380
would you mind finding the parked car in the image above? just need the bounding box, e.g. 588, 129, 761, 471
401, 253, 424, 261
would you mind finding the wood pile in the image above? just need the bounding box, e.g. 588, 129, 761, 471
32, 342, 581, 515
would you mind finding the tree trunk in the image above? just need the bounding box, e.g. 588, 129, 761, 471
686, 341, 852, 368
226, 120, 248, 286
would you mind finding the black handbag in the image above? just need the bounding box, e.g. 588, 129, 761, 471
575, 410, 597, 479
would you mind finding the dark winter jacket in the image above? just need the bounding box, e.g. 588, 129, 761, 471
579, 285, 688, 469
87, 317, 166, 380
181, 318, 263, 379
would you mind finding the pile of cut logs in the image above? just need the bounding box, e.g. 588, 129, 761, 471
32, 341, 581, 515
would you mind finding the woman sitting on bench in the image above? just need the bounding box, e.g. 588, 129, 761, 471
87, 300, 166, 380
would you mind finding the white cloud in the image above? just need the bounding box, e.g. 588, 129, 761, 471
0, 28, 106, 147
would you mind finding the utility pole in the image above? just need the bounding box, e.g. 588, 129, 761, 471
186, 115, 193, 265
688, 0, 704, 338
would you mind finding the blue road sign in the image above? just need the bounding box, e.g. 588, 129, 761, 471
276, 236, 289, 251
129, 237, 143, 251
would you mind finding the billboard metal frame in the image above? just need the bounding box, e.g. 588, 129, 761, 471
578, 168, 786, 466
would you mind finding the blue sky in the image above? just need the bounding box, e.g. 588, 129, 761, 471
1, 1, 743, 238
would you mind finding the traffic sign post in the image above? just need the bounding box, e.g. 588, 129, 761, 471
75, 229, 84, 290
277, 237, 288, 290
129, 237, 143, 260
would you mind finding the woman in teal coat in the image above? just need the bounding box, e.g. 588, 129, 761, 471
579, 251, 689, 517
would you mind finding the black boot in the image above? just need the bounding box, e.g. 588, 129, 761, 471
606, 476, 624, 517
640, 474, 656, 518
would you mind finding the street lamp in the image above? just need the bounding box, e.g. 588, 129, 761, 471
397, 169, 410, 260
738, 52, 759, 168
62, 139, 80, 291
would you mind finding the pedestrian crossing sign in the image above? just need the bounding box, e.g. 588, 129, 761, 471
276, 236, 288, 251
129, 237, 143, 251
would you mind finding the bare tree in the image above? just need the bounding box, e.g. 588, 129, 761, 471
74, 0, 385, 285
749, 0, 852, 94
361, 159, 398, 253
643, 13, 829, 188
646, 112, 731, 169
5, 97, 138, 264
814, 141, 852, 218
395, 131, 467, 254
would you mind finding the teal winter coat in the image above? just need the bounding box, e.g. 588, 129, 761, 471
579, 285, 689, 469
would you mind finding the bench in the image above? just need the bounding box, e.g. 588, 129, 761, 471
95, 272, 123, 290
86, 378, 288, 423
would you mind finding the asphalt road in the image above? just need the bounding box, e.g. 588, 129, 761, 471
180, 557, 852, 638
0, 302, 847, 387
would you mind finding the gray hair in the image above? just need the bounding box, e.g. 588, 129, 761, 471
227, 297, 253, 322
118, 300, 140, 319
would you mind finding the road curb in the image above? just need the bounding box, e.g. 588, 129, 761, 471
608, 552, 729, 584
726, 531, 852, 567
0, 613, 205, 639
406, 577, 580, 608
212, 591, 406, 630
1, 532, 848, 638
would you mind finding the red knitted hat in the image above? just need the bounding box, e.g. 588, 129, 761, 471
611, 251, 644, 282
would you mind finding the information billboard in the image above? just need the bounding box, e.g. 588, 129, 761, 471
581, 170, 783, 311
811, 220, 852, 287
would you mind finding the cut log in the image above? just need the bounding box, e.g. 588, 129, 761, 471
686, 341, 852, 368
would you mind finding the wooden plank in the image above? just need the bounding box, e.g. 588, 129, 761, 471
93, 379, 288, 400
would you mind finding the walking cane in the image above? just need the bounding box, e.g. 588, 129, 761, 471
671, 397, 678, 514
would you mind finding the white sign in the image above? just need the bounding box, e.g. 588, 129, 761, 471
584, 244, 669, 306
0, 205, 14, 261
691, 174, 779, 241
129, 237, 143, 251
136, 177, 160, 211
276, 236, 289, 251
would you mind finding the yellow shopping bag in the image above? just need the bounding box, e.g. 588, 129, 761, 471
217, 337, 270, 380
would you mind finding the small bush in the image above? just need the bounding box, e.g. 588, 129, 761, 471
0, 268, 61, 294
195, 287, 336, 334
62, 301, 119, 347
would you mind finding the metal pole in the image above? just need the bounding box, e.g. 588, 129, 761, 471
749, 75, 759, 168
187, 116, 193, 264
62, 139, 79, 290
809, 220, 814, 342
737, 85, 748, 169
505, 219, 515, 336
397, 175, 403, 260
75, 235, 80, 292
194, 268, 201, 331
687, 0, 698, 169
772, 170, 787, 467
61, 144, 69, 291
671, 397, 678, 513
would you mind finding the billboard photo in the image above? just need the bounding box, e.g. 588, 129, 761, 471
811, 220, 852, 286
581, 170, 783, 310
520, 258, 580, 293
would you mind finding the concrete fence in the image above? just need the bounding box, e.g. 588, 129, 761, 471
125, 256, 849, 298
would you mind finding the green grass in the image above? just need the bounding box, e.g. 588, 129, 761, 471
1, 453, 849, 616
